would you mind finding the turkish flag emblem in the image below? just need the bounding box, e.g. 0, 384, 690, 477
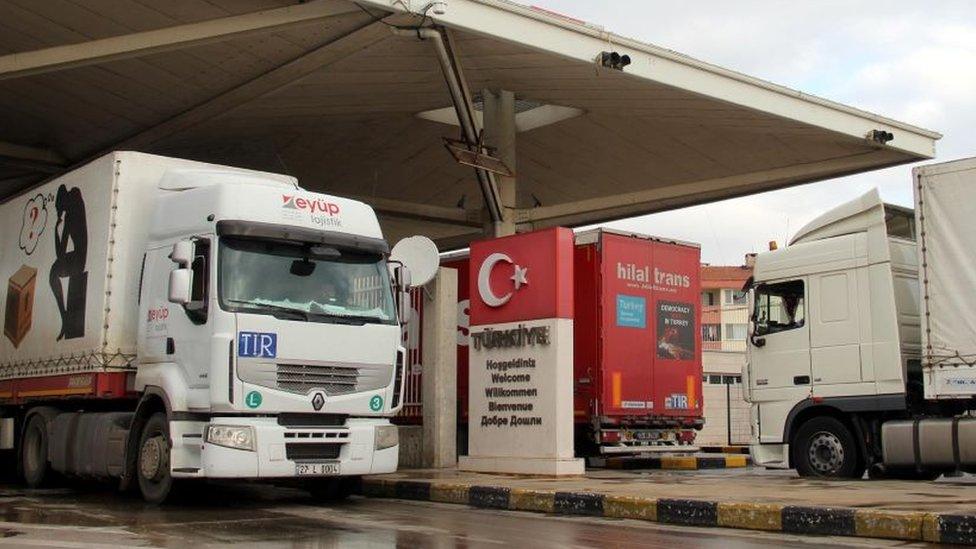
469, 227, 573, 325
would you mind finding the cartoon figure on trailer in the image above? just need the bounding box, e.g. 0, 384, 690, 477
49, 184, 88, 341
19, 193, 49, 256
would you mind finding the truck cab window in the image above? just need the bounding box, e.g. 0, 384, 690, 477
754, 280, 804, 336
186, 239, 210, 324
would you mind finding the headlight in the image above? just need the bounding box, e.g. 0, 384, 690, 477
206, 425, 256, 451
374, 424, 399, 451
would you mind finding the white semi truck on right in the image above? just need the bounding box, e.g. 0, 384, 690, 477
746, 156, 976, 479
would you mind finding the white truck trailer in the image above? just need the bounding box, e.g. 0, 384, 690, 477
0, 151, 434, 502
745, 157, 976, 479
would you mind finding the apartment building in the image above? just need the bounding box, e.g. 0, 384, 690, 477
698, 257, 754, 446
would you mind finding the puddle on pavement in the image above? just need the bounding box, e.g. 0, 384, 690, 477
0, 483, 303, 529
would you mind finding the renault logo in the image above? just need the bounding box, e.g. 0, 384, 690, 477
311, 392, 325, 411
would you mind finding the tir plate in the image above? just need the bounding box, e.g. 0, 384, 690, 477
296, 462, 340, 476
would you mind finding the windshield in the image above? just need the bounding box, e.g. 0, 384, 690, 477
219, 236, 396, 325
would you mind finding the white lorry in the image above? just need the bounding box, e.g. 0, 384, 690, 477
0, 151, 435, 502
745, 156, 976, 479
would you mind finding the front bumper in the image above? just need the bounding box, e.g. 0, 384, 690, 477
750, 443, 790, 469
185, 417, 397, 478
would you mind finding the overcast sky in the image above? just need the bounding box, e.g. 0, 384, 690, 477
525, 0, 975, 264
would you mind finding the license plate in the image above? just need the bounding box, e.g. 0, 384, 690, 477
296, 462, 340, 476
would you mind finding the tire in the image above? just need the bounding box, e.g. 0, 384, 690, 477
308, 477, 356, 502
137, 412, 173, 504
20, 414, 51, 487
574, 426, 600, 458
793, 416, 865, 479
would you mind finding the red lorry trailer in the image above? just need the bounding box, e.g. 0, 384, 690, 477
573, 229, 703, 454
401, 228, 703, 455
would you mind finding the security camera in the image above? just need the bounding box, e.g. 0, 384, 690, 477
597, 51, 631, 71
866, 129, 894, 145
431, 1, 447, 15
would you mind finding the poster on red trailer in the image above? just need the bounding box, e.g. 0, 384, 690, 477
599, 232, 702, 418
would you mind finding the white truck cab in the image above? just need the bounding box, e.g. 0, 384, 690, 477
138, 171, 409, 497
745, 175, 976, 479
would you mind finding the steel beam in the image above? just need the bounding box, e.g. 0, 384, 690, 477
518, 150, 910, 229
348, 194, 482, 228
433, 231, 484, 251
0, 0, 361, 81
0, 142, 65, 165
105, 18, 392, 153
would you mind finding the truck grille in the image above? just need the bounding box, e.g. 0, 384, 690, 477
275, 362, 391, 396
277, 364, 360, 395
286, 443, 341, 461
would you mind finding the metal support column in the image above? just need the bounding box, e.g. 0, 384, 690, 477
483, 89, 517, 237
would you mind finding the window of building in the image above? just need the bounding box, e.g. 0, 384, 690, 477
722, 375, 742, 384
724, 289, 747, 306
701, 291, 717, 307
708, 375, 722, 384
884, 205, 916, 241
753, 279, 805, 336
724, 323, 747, 340
702, 324, 721, 342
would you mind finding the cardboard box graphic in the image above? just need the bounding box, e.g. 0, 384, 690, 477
5, 265, 37, 348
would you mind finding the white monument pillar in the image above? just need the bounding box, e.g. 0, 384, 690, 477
421, 267, 458, 468
458, 227, 584, 475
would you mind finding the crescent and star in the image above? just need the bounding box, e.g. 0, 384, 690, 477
477, 252, 529, 307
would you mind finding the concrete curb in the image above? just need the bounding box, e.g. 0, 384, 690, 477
355, 477, 976, 545
591, 454, 751, 470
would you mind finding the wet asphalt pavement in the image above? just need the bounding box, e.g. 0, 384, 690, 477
0, 482, 939, 548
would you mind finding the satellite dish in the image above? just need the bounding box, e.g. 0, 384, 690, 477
390, 236, 439, 287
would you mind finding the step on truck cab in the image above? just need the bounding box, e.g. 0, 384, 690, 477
745, 157, 976, 479
0, 151, 437, 502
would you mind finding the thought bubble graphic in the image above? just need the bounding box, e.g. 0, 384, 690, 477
19, 194, 49, 255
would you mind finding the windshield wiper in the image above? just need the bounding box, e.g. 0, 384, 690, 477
309, 313, 368, 326
314, 313, 389, 325
226, 299, 308, 321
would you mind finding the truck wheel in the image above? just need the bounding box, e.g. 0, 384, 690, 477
308, 477, 356, 502
793, 417, 864, 479
137, 412, 173, 504
21, 414, 51, 487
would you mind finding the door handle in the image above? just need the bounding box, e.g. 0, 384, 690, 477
793, 375, 810, 385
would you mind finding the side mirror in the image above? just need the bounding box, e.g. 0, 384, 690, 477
394, 265, 413, 324
170, 240, 194, 266
168, 269, 192, 304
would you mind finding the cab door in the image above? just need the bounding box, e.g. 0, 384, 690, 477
748, 279, 811, 443
137, 237, 214, 390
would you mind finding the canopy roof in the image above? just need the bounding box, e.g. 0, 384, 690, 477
0, 0, 940, 248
